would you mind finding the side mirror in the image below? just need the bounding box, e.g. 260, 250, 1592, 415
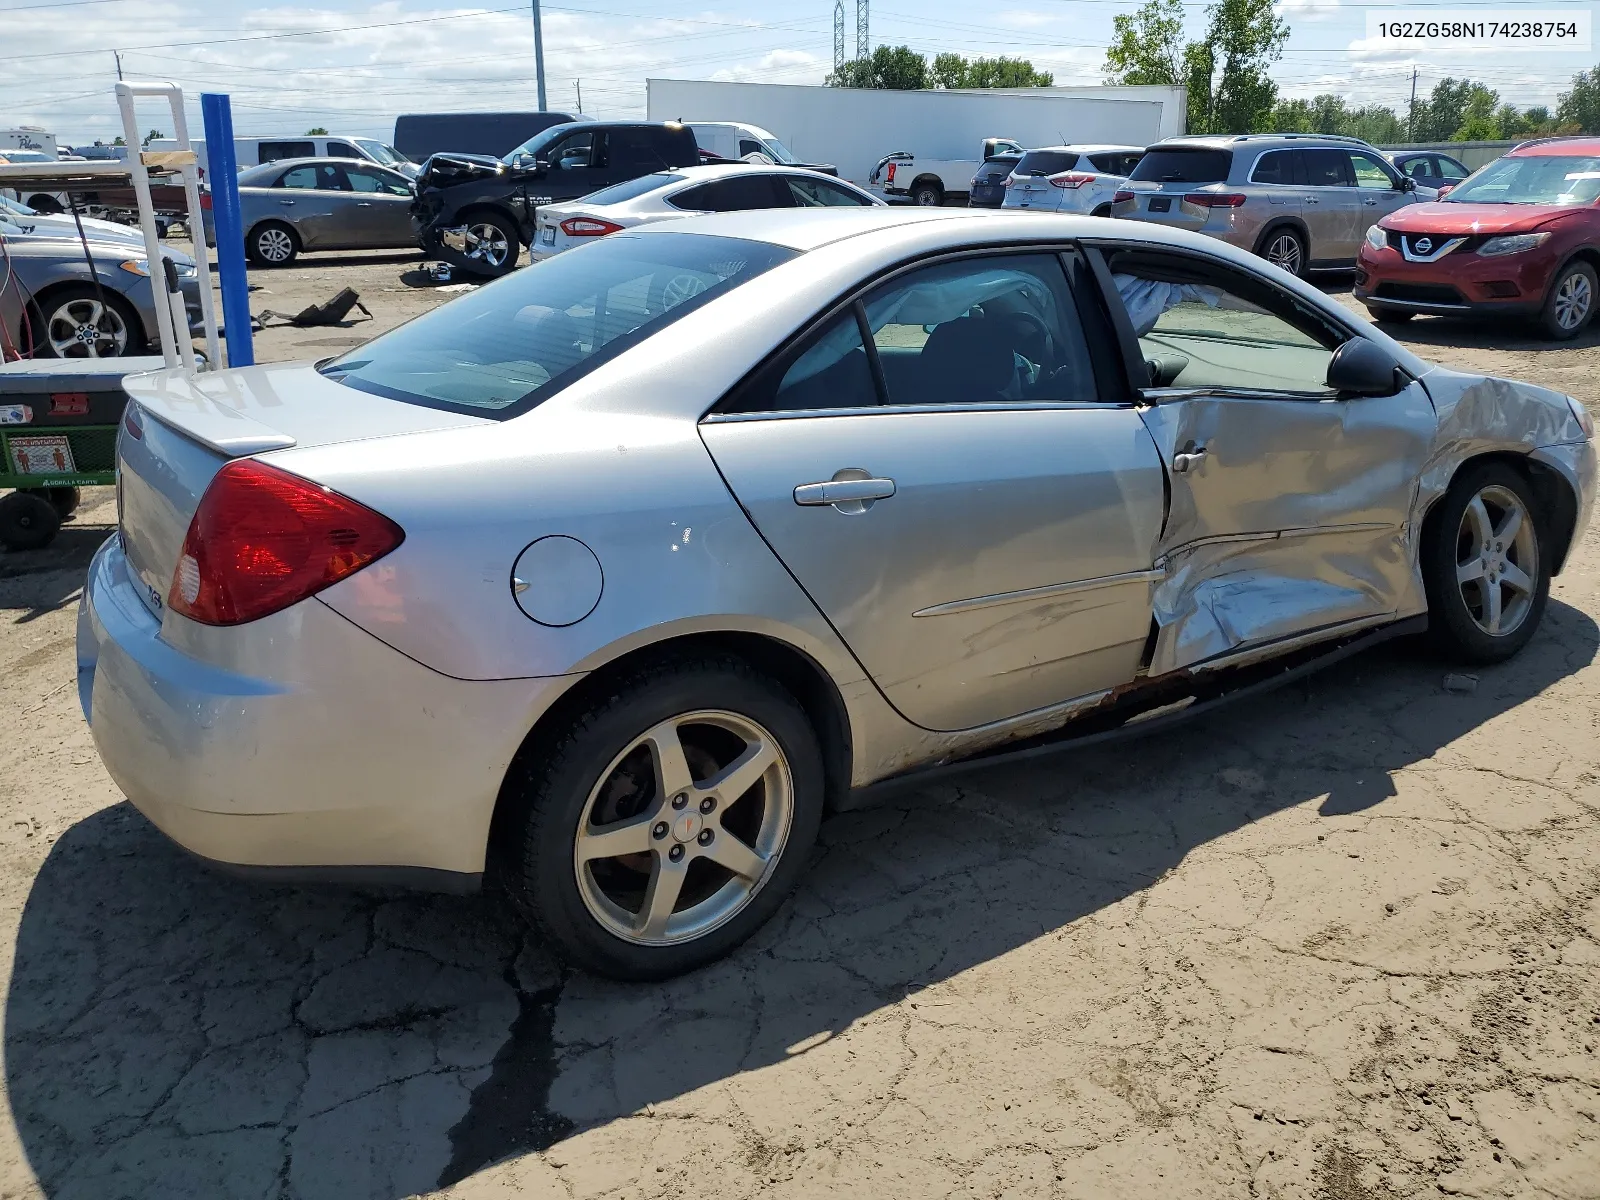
1327, 338, 1402, 397
1437, 183, 1455, 198
1399, 175, 1416, 192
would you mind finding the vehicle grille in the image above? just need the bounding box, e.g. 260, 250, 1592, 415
1374, 282, 1467, 305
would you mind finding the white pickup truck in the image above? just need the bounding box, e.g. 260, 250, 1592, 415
869, 137, 1025, 206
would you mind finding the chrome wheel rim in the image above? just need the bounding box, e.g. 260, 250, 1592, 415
1456, 484, 1538, 637
660, 272, 706, 309
46, 297, 127, 358
1265, 233, 1302, 274
465, 222, 509, 267
257, 227, 294, 263
573, 709, 794, 947
1554, 271, 1592, 331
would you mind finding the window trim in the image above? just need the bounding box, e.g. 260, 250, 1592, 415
706, 242, 1125, 422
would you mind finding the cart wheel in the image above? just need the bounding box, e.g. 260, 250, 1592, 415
46, 486, 82, 518
0, 492, 62, 552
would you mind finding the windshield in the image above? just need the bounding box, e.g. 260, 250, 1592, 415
0, 150, 52, 163
0, 196, 35, 216
501, 122, 588, 165
763, 137, 800, 165
1129, 148, 1232, 184
1446, 154, 1600, 206
320, 232, 795, 418
355, 138, 412, 167
581, 173, 685, 205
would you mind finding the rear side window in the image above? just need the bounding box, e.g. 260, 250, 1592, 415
609, 130, 670, 173
320, 233, 796, 419
670, 176, 788, 212
584, 173, 684, 204
1015, 150, 1080, 177
651, 128, 699, 167
1301, 148, 1353, 187
259, 140, 315, 163
1129, 148, 1232, 184
1087, 152, 1137, 175
1251, 150, 1300, 185
768, 312, 880, 411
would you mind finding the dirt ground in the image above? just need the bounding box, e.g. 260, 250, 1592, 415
0, 242, 1597, 1200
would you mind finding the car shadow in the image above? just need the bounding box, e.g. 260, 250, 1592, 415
282, 251, 427, 271
0, 522, 111, 625
1373, 316, 1600, 354
6, 603, 1597, 1198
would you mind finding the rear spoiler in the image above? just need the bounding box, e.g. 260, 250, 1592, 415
122, 368, 295, 456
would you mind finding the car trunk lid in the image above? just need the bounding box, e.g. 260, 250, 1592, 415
116, 362, 491, 620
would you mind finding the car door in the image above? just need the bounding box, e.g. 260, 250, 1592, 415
341, 165, 415, 247
700, 251, 1168, 732
271, 163, 347, 249
1247, 148, 1304, 232
542, 130, 611, 200
1348, 149, 1412, 242
1090, 243, 1437, 674
1298, 147, 1358, 263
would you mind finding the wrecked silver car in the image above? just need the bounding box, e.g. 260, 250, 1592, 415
79, 208, 1595, 980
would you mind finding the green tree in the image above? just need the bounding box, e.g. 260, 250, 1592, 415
1449, 84, 1502, 140
141, 128, 164, 147
827, 44, 929, 89
933, 54, 1053, 88
305, 126, 329, 136
1344, 104, 1404, 145
1268, 96, 1314, 132
1103, 0, 1287, 133
112, 135, 125, 147
1557, 65, 1600, 133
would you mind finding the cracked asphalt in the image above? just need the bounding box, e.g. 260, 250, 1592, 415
0, 250, 1597, 1199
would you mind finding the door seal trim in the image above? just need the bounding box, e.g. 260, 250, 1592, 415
912, 568, 1164, 618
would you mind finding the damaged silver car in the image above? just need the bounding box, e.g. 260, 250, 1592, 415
79, 208, 1595, 980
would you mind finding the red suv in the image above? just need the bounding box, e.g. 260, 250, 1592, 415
1355, 137, 1600, 339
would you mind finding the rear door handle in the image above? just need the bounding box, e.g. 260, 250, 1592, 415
356, 201, 373, 207
794, 477, 896, 508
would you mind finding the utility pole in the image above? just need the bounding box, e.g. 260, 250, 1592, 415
833, 0, 845, 75
856, 0, 869, 61
114, 50, 123, 80
1408, 67, 1418, 141
531, 0, 547, 110
575, 78, 582, 113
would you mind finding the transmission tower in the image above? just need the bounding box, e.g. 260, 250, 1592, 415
855, 0, 870, 60
833, 0, 846, 73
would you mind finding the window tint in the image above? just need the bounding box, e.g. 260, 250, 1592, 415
327, 141, 360, 158
259, 140, 315, 163
1348, 151, 1396, 189
1015, 150, 1080, 177
1129, 148, 1232, 183
278, 164, 345, 190
766, 311, 880, 411
977, 158, 1019, 183
1087, 152, 1137, 175
864, 255, 1096, 406
786, 176, 871, 207
584, 173, 684, 204
549, 132, 599, 169
1251, 150, 1298, 185
1438, 157, 1469, 181
648, 128, 698, 167
1107, 250, 1340, 395
670, 175, 788, 211
609, 130, 667, 173
320, 233, 795, 419
1302, 148, 1352, 187
344, 167, 410, 195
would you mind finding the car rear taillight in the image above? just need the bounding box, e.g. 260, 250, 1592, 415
886, 162, 897, 183
1051, 173, 1095, 189
1113, 189, 1134, 203
559, 217, 624, 237
168, 459, 404, 627
199, 192, 213, 211
122, 404, 144, 440
1186, 193, 1247, 207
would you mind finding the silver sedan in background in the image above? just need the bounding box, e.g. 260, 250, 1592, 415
78, 209, 1594, 979
229, 157, 417, 266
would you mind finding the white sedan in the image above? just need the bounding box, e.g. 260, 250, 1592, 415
529, 163, 883, 261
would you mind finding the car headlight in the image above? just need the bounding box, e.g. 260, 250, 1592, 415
1566, 394, 1595, 440
1365, 224, 1388, 252
1478, 232, 1551, 257
118, 258, 197, 278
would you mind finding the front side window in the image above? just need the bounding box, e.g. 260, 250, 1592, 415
1403, 157, 1437, 180
1348, 151, 1398, 190
1447, 154, 1600, 206
738, 139, 768, 159
549, 132, 598, 170
1107, 249, 1341, 395
344, 167, 411, 195
320, 233, 795, 418
786, 176, 871, 207
1438, 157, 1470, 181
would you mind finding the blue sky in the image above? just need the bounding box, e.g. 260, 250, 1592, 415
2, 0, 1596, 144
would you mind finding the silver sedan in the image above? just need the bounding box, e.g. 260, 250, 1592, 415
78, 209, 1595, 978
230, 157, 416, 266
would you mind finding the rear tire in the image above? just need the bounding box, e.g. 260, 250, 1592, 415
1538, 260, 1596, 340
502, 655, 824, 980
246, 221, 299, 267
0, 492, 61, 552
1258, 226, 1307, 278
1423, 462, 1550, 664
910, 181, 943, 207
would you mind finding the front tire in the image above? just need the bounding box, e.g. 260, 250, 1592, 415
1423, 462, 1550, 664
33, 285, 144, 358
247, 221, 299, 267
454, 212, 520, 277
503, 655, 824, 979
1539, 260, 1596, 340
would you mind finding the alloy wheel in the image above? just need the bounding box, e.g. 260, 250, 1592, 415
1553, 269, 1592, 332
572, 709, 794, 946
1265, 233, 1302, 275
1455, 484, 1538, 637
45, 297, 128, 358
256, 227, 294, 263
464, 222, 509, 268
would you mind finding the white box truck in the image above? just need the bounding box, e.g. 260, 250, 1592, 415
1, 127, 58, 158
646, 79, 1185, 203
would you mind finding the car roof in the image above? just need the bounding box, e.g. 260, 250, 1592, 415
1148, 134, 1374, 151
1510, 136, 1600, 157
1023, 144, 1144, 155
241, 156, 404, 175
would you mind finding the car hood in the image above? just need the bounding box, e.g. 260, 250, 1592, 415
1382, 201, 1582, 235
414, 152, 513, 191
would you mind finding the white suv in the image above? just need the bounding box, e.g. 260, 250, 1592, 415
1001, 145, 1145, 216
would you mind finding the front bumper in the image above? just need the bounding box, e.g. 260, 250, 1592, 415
77, 535, 574, 879
1354, 242, 1555, 316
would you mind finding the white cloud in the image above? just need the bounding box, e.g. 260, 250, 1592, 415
995, 9, 1059, 30
1275, 0, 1342, 24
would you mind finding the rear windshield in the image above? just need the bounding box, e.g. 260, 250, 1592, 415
1447, 154, 1600, 205
1129, 148, 1232, 184
1015, 150, 1079, 177
582, 173, 685, 204
976, 158, 1018, 181
320, 233, 795, 419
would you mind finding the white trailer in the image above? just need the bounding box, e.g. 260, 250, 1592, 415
646, 79, 1185, 199
2, 127, 58, 157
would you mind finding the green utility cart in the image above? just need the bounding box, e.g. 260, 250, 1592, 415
0, 357, 164, 551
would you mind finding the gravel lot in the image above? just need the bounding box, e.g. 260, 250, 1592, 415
1, 241, 1598, 1200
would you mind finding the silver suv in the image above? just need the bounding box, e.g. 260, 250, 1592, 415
1110, 134, 1432, 277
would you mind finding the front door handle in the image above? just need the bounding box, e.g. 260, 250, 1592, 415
794, 477, 896, 510
356, 201, 373, 207
1172, 447, 1207, 474
279, 198, 295, 206
1304, 195, 1319, 204
1363, 198, 1378, 206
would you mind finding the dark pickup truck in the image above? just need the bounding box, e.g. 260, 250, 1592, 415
410, 121, 702, 277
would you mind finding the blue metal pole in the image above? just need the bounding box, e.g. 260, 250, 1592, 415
199, 93, 254, 368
